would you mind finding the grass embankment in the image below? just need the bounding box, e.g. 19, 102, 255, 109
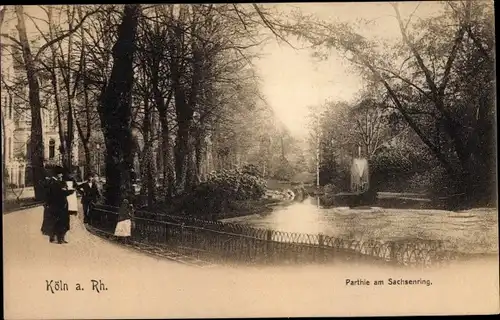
141, 197, 282, 220
216, 179, 306, 219
217, 198, 283, 219
319, 190, 496, 210
140, 179, 302, 220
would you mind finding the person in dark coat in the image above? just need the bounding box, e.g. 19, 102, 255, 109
47, 166, 76, 244
77, 173, 102, 224
41, 173, 58, 242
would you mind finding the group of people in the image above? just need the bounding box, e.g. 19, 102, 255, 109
40, 166, 101, 244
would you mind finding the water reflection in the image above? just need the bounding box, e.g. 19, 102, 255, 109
267, 197, 326, 234
221, 197, 498, 255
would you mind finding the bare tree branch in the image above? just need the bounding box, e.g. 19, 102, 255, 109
438, 2, 469, 95
251, 4, 297, 50
0, 33, 22, 46
33, 5, 102, 62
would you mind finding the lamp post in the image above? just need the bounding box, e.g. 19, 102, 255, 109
96, 143, 100, 177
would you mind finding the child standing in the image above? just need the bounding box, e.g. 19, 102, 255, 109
114, 199, 134, 244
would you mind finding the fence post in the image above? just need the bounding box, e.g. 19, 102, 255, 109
130, 217, 135, 241
389, 241, 397, 263
164, 222, 169, 244
318, 233, 324, 262
266, 229, 273, 263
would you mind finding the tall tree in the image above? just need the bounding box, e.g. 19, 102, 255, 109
2, 5, 99, 198
14, 5, 45, 199
97, 4, 141, 206
1, 5, 7, 198
76, 5, 120, 177
285, 1, 495, 204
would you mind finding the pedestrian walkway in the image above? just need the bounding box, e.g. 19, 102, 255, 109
3, 204, 211, 268
4, 204, 498, 319
3, 206, 190, 268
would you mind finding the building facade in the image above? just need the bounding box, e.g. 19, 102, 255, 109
1, 32, 78, 187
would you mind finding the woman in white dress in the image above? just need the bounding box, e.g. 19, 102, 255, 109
65, 172, 79, 215
114, 199, 133, 243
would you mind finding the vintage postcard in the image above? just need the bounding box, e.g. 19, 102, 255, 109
2, 2, 498, 319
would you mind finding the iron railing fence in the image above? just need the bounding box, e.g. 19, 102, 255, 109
88, 204, 458, 267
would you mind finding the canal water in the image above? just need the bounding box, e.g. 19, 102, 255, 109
221, 197, 499, 255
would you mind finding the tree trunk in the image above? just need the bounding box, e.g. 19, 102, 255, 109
83, 143, 91, 176
150, 44, 173, 200
63, 6, 76, 171
1, 8, 7, 198
15, 5, 45, 200
97, 4, 140, 207
48, 64, 66, 166
74, 17, 93, 178
1, 111, 6, 198
172, 73, 191, 195
144, 148, 155, 208
171, 6, 201, 195
171, 30, 191, 194
174, 122, 189, 195
194, 132, 203, 182
0, 6, 5, 27
46, 6, 68, 168
138, 98, 156, 208
161, 123, 174, 199
185, 133, 199, 190
74, 99, 92, 177
64, 95, 74, 170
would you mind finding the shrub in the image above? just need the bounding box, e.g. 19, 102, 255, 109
204, 169, 267, 200
319, 160, 350, 190
241, 163, 262, 178
184, 169, 267, 217
407, 163, 448, 195
406, 172, 433, 193
369, 148, 413, 192
273, 158, 295, 181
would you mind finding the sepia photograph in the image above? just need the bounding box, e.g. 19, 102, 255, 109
2, 2, 498, 319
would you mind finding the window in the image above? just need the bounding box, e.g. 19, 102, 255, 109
8, 137, 11, 160
49, 139, 55, 159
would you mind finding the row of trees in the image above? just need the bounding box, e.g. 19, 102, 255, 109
302, 1, 495, 206
1, 4, 307, 206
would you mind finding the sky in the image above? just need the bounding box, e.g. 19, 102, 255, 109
253, 2, 444, 137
